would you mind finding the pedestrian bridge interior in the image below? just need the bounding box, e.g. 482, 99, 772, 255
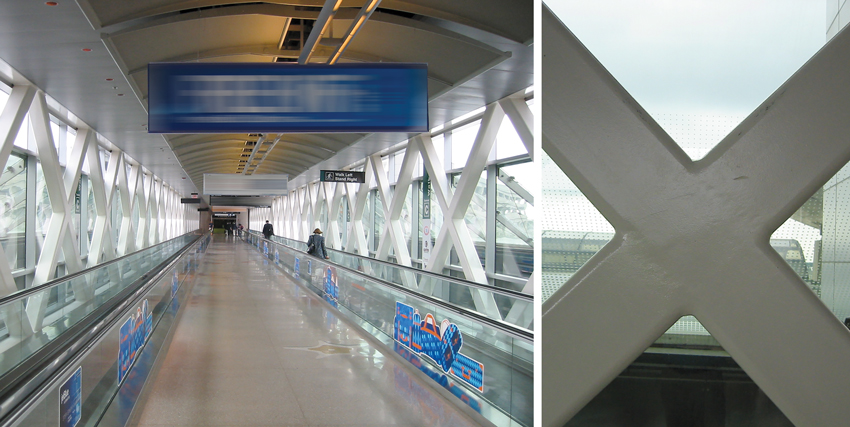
0, 1, 533, 426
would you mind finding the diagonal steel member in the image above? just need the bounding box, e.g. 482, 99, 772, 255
542, 7, 850, 427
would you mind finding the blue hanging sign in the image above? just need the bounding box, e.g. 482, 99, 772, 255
148, 63, 429, 133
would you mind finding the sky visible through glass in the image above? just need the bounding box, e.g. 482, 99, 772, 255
545, 0, 829, 259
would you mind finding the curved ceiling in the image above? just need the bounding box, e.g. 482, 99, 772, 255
0, 1, 532, 197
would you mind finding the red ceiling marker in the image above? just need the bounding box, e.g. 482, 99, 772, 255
82, 48, 92, 52
45, 2, 58, 6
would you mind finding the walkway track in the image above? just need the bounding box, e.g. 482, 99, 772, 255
131, 234, 482, 427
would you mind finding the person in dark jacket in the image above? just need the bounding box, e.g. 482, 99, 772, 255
306, 228, 329, 259
262, 220, 274, 239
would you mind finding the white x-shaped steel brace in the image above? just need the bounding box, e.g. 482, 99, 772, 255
542, 9, 850, 427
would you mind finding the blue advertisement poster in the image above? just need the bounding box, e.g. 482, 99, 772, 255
59, 367, 82, 427
294, 257, 300, 279
393, 302, 484, 392
307, 259, 312, 275
118, 317, 133, 383
264, 241, 269, 255
323, 266, 339, 307
274, 249, 280, 265
148, 62, 429, 133
118, 301, 153, 383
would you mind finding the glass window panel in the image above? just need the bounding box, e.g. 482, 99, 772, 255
72, 180, 81, 254
771, 160, 850, 323
429, 134, 445, 171
495, 162, 534, 279
86, 178, 95, 254
541, 152, 614, 301
451, 173, 487, 244
0, 152, 27, 271
374, 190, 384, 252
13, 115, 30, 151
401, 183, 413, 254
393, 151, 405, 183
547, 1, 826, 160
451, 121, 480, 170
495, 116, 526, 160
112, 189, 122, 247
50, 121, 62, 164
35, 162, 52, 264
131, 196, 140, 238
361, 189, 372, 256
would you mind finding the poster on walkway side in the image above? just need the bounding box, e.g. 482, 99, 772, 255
393, 302, 484, 392
294, 257, 300, 279
59, 367, 82, 427
118, 301, 153, 384
323, 266, 338, 307
118, 316, 133, 383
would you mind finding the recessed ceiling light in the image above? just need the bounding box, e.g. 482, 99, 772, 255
82, 48, 92, 52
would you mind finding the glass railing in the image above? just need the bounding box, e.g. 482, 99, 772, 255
0, 232, 202, 382
251, 231, 534, 331
245, 232, 533, 427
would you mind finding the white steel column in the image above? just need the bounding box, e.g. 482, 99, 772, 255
346, 159, 374, 256
115, 158, 133, 256
499, 95, 534, 160
327, 182, 345, 249
27, 92, 89, 328
542, 9, 850, 426
0, 84, 34, 296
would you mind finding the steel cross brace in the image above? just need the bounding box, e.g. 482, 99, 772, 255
542, 8, 850, 427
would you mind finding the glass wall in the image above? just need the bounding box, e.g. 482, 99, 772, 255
0, 153, 27, 271
263, 91, 534, 288
0, 84, 194, 294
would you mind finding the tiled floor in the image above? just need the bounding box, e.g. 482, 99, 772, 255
132, 235, 482, 427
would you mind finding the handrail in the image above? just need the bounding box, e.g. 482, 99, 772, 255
254, 231, 533, 302
0, 230, 203, 306
0, 233, 205, 424
250, 232, 533, 343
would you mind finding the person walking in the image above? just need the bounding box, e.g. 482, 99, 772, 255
262, 220, 274, 239
306, 228, 329, 259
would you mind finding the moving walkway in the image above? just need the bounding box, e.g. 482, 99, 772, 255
0, 232, 208, 427
245, 231, 534, 427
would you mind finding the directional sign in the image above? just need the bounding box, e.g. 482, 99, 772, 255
148, 63, 429, 133
321, 170, 366, 183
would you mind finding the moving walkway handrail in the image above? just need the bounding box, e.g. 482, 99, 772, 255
0, 232, 205, 425
0, 231, 201, 306
253, 231, 533, 302
250, 232, 533, 343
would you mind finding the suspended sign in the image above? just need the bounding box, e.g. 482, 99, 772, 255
320, 170, 365, 183
148, 62, 429, 133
